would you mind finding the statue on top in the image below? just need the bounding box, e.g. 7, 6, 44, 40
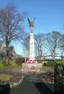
27, 17, 36, 27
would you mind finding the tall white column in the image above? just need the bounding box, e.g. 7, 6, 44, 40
27, 17, 36, 60
29, 32, 35, 60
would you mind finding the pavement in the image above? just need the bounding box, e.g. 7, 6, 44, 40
34, 82, 54, 94
0, 75, 54, 94
10, 78, 40, 94
10, 77, 54, 94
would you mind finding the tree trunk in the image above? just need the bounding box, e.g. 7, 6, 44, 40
5, 38, 9, 65
61, 51, 64, 61
53, 47, 56, 62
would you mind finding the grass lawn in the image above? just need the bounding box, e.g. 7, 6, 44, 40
42, 66, 54, 72
0, 74, 13, 81
43, 60, 64, 67
0, 60, 22, 69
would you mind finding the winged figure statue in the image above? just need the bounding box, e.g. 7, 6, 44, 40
27, 17, 36, 27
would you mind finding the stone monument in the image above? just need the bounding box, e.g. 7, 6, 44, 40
22, 17, 42, 72
27, 17, 35, 60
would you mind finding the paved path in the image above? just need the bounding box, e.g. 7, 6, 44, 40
10, 78, 40, 94
10, 77, 54, 94
0, 73, 54, 94
34, 82, 54, 94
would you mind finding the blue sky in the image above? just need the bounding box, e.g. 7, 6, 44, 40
0, 0, 64, 55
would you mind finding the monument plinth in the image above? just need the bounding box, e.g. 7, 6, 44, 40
22, 17, 42, 72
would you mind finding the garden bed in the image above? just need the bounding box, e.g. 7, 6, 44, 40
0, 73, 24, 88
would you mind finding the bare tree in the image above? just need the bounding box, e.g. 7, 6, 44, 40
59, 35, 64, 60
35, 33, 45, 60
46, 31, 61, 61
0, 4, 26, 65
21, 33, 30, 57
23, 35, 30, 56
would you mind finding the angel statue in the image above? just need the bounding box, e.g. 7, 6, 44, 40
27, 17, 36, 27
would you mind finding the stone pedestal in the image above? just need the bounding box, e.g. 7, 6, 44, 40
22, 63, 42, 69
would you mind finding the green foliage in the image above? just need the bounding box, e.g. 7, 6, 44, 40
16, 61, 22, 66
0, 74, 13, 81
9, 60, 18, 67
0, 60, 4, 68
0, 60, 20, 68
44, 60, 64, 68
55, 61, 64, 66
44, 60, 55, 67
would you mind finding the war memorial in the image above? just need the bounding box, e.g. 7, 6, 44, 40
22, 18, 42, 73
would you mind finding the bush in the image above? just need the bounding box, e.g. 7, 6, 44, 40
56, 61, 64, 66
0, 60, 19, 68
45, 61, 64, 67
0, 60, 4, 68
9, 60, 18, 67
45, 60, 55, 67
